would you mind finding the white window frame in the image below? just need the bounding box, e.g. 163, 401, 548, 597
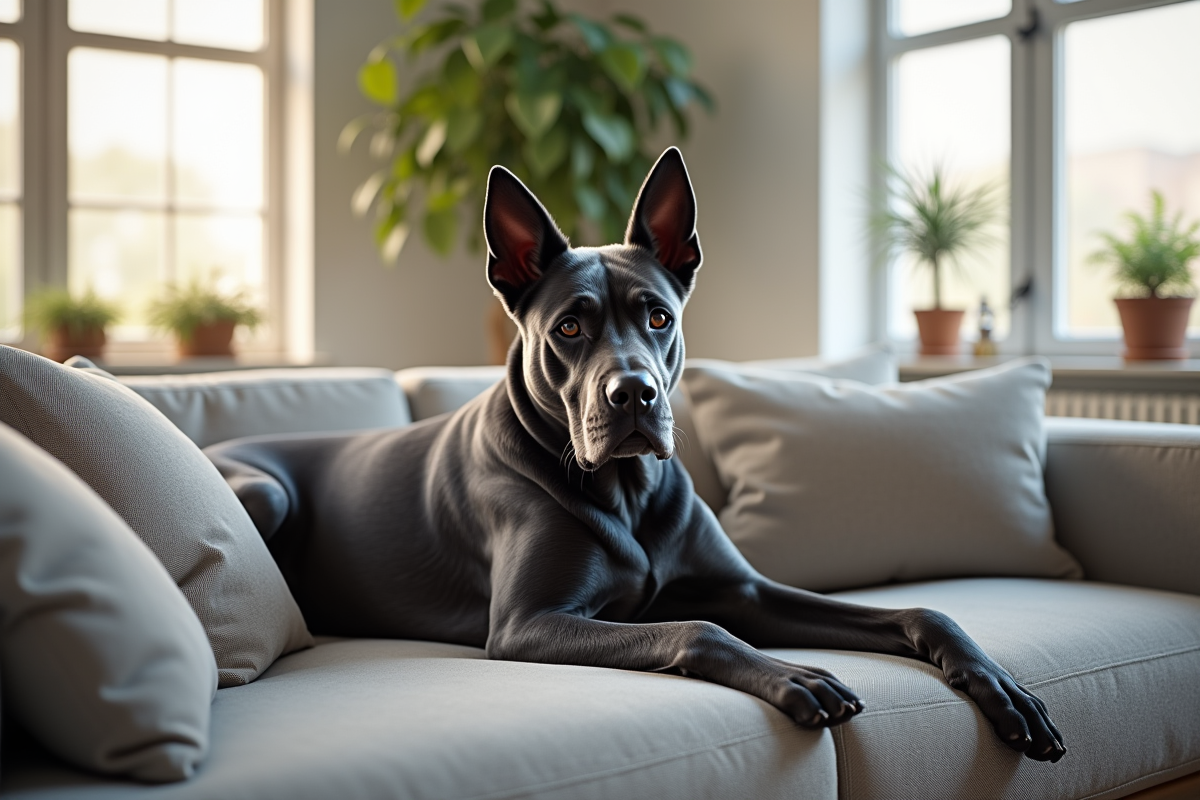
1, 0, 288, 356
874, 0, 1198, 357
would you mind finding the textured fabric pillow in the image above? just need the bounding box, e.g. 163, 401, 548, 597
0, 422, 216, 782
395, 365, 508, 421
0, 346, 311, 686
683, 357, 1083, 592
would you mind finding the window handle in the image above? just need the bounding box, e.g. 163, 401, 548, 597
1018, 7, 1041, 41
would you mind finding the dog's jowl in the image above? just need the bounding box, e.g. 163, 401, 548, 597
207, 148, 1065, 763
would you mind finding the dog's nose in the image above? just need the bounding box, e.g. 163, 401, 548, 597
606, 372, 658, 415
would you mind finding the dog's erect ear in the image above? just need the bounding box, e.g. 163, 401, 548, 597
484, 166, 569, 313
625, 147, 702, 294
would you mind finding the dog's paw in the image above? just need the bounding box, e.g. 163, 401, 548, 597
766, 663, 864, 728
946, 662, 1066, 762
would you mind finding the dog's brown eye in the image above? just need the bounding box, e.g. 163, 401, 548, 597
649, 309, 672, 330
559, 318, 581, 337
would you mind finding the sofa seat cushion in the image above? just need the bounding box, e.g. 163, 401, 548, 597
766, 579, 1200, 800
1, 639, 836, 800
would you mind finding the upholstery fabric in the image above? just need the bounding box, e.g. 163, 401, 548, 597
115, 367, 410, 448
1045, 417, 1200, 596
395, 365, 507, 421
775, 578, 1200, 800
0, 346, 311, 687
0, 423, 215, 782
683, 358, 1082, 591
0, 639, 837, 800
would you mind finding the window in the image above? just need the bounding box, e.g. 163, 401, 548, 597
877, 0, 1200, 355
1, 0, 285, 351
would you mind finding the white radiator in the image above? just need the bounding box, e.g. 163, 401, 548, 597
1046, 390, 1200, 425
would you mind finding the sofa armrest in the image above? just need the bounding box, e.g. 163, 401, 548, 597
1044, 417, 1200, 596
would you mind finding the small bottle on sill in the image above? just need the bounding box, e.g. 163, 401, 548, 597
974, 296, 997, 357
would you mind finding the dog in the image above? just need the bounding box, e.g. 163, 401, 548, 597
206, 148, 1065, 762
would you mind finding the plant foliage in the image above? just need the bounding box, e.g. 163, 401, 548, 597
345, 0, 714, 262
872, 165, 1001, 309
1089, 191, 1200, 299
24, 289, 120, 336
148, 281, 265, 341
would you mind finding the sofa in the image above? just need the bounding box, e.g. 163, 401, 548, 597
1, 351, 1198, 800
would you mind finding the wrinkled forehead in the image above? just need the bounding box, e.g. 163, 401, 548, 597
523, 245, 683, 324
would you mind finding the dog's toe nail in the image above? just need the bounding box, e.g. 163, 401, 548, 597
813, 710, 829, 724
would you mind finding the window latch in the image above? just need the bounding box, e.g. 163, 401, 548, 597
1018, 7, 1041, 41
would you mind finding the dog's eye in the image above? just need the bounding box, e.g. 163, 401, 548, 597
558, 318, 581, 338
649, 309, 672, 330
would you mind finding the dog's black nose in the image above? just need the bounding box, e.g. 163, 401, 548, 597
606, 372, 658, 415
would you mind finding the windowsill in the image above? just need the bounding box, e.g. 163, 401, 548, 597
899, 355, 1200, 393
91, 352, 334, 376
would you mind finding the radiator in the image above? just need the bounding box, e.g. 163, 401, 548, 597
1046, 390, 1200, 425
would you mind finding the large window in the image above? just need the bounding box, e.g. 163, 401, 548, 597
0, 0, 284, 350
879, 0, 1200, 355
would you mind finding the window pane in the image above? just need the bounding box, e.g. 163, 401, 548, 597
1062, 2, 1200, 337
0, 0, 19, 25
69, 0, 168, 41
69, 209, 165, 332
173, 0, 264, 51
175, 213, 264, 294
0, 203, 18, 337
0, 39, 17, 197
174, 59, 263, 209
69, 48, 167, 203
891, 35, 1011, 342
894, 0, 1011, 37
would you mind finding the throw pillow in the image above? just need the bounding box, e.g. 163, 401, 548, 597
683, 357, 1083, 592
0, 346, 312, 686
0, 422, 215, 782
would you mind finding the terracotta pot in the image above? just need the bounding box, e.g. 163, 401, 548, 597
1114, 297, 1193, 360
178, 320, 237, 358
44, 325, 106, 363
913, 309, 965, 356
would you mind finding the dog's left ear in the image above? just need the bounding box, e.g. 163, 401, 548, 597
625, 147, 702, 294
484, 166, 570, 314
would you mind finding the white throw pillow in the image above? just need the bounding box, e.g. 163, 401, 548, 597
0, 422, 216, 782
683, 357, 1083, 592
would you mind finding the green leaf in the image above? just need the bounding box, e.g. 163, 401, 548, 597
612, 14, 647, 33
567, 86, 604, 116
392, 149, 416, 180
481, 0, 516, 22
463, 23, 514, 71
506, 91, 563, 139
381, 222, 410, 263
338, 114, 372, 155
407, 19, 467, 55
416, 119, 448, 167
401, 85, 446, 118
523, 126, 569, 179
652, 37, 693, 77
605, 169, 633, 213
532, 0, 560, 31
571, 138, 595, 179
643, 79, 669, 127
395, 0, 426, 21
358, 60, 397, 106
423, 207, 459, 256
568, 13, 612, 52
690, 81, 716, 112
599, 42, 647, 94
443, 49, 480, 104
664, 76, 692, 109
445, 107, 483, 153
574, 183, 606, 220
582, 112, 634, 163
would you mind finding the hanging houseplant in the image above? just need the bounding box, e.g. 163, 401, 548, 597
25, 289, 121, 363
1089, 191, 1199, 361
344, 0, 713, 364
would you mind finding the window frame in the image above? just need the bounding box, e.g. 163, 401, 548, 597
2, 0, 287, 355
874, 0, 1198, 357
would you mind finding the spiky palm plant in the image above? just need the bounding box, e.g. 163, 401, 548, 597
1089, 191, 1200, 299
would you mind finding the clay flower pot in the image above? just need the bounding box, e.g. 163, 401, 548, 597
1114, 297, 1193, 360
44, 325, 107, 363
913, 309, 965, 356
177, 320, 237, 358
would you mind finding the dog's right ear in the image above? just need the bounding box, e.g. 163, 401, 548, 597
484, 166, 569, 314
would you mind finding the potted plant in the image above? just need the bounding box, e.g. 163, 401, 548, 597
873, 165, 1000, 355
1089, 191, 1199, 361
344, 0, 712, 362
149, 281, 264, 358
24, 289, 120, 363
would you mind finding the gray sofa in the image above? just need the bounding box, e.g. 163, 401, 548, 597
3, 361, 1199, 800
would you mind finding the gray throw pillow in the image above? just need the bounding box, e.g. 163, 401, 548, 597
683, 357, 1083, 592
0, 346, 312, 687
0, 422, 216, 782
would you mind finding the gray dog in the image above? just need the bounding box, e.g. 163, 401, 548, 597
207, 148, 1065, 762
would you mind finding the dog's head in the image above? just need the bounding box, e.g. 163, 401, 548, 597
484, 147, 702, 472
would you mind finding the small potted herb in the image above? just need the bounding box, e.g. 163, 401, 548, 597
873, 165, 1000, 355
1090, 191, 1199, 360
25, 289, 120, 363
149, 281, 264, 358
